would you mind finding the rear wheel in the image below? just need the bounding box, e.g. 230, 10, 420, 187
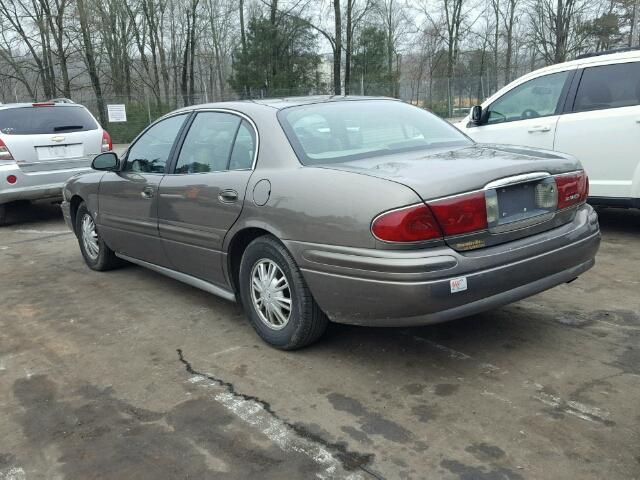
239, 235, 328, 349
0, 204, 6, 226
75, 202, 122, 271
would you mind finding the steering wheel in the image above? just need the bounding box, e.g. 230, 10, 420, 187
521, 108, 540, 119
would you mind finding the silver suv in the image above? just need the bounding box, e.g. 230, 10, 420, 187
0, 101, 111, 225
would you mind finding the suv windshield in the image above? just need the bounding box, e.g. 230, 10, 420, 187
0, 106, 98, 135
278, 100, 472, 165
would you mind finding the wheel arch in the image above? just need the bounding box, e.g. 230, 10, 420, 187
69, 194, 85, 234
225, 226, 282, 295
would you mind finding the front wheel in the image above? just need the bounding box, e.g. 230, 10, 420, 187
239, 235, 328, 350
75, 202, 122, 271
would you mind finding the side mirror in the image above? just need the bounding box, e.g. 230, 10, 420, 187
92, 152, 120, 171
470, 105, 483, 125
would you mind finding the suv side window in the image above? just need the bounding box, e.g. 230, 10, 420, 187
487, 70, 571, 124
573, 62, 640, 112
175, 112, 241, 173
125, 114, 187, 173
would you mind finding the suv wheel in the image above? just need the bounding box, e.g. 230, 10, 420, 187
239, 235, 328, 349
75, 202, 121, 271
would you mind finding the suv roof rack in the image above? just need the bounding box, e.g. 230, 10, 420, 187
576, 46, 640, 60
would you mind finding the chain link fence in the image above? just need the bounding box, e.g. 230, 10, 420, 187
16, 75, 502, 144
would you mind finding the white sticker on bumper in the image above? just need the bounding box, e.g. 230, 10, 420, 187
450, 276, 468, 293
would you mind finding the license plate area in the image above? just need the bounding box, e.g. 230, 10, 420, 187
486, 177, 556, 232
36, 143, 83, 160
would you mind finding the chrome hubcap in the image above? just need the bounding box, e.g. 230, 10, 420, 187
250, 259, 292, 330
81, 213, 99, 260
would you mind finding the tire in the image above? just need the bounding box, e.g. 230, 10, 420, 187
0, 204, 6, 226
239, 235, 328, 350
75, 202, 122, 271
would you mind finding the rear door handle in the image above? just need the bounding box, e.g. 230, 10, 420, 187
528, 125, 551, 133
141, 186, 155, 199
218, 189, 238, 203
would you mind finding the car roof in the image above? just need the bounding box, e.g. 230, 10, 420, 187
0, 102, 85, 111
174, 95, 396, 114
531, 49, 640, 76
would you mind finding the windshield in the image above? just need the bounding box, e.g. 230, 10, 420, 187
278, 100, 472, 165
0, 106, 98, 135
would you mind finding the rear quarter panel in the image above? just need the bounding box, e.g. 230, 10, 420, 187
226, 166, 423, 250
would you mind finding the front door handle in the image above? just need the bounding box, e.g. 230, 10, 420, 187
141, 186, 155, 199
528, 125, 551, 133
218, 189, 238, 203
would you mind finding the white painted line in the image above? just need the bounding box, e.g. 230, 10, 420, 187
0, 467, 26, 480
531, 383, 611, 424
211, 346, 243, 357
14, 229, 70, 235
188, 374, 363, 479
409, 334, 508, 375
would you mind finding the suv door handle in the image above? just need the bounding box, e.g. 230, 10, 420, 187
218, 189, 238, 203
141, 186, 155, 199
528, 125, 551, 133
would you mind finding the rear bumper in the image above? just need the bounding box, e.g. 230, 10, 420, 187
287, 204, 600, 327
0, 163, 91, 204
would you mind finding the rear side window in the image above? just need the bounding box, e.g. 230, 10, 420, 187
0, 106, 98, 135
174, 113, 256, 173
573, 62, 640, 112
229, 120, 256, 170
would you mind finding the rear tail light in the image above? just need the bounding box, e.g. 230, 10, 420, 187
101, 130, 113, 152
32, 102, 55, 107
555, 171, 588, 209
6, 174, 17, 184
372, 170, 588, 243
428, 191, 488, 236
0, 138, 14, 161
371, 203, 442, 242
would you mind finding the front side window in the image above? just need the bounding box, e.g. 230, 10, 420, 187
125, 114, 187, 173
574, 62, 640, 112
175, 112, 242, 174
487, 71, 571, 124
278, 100, 471, 165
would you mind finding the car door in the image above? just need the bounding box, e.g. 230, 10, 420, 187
157, 111, 257, 285
97, 113, 189, 265
466, 69, 575, 150
555, 60, 640, 200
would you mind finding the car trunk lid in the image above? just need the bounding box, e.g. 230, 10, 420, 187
317, 144, 585, 250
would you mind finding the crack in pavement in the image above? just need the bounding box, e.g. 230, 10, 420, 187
176, 349, 385, 480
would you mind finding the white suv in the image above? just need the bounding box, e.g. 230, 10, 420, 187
457, 48, 640, 209
0, 101, 111, 225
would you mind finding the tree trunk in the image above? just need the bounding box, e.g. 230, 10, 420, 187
345, 0, 353, 95
333, 0, 342, 95
77, 0, 106, 125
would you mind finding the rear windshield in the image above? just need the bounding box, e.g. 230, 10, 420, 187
278, 100, 472, 165
0, 106, 98, 135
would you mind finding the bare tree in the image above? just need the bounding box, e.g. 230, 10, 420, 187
530, 0, 589, 63
76, 0, 106, 124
